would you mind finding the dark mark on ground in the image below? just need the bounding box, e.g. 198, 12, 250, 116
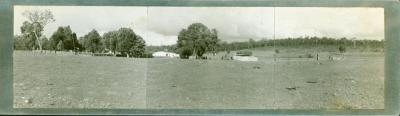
253, 66, 261, 69
306, 81, 317, 83
286, 87, 299, 90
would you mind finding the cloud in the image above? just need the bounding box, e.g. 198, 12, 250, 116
147, 7, 275, 38
275, 7, 384, 39
133, 28, 177, 46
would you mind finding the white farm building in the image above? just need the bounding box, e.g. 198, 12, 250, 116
152, 51, 180, 58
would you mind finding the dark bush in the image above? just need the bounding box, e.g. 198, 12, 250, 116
236, 50, 252, 56
339, 46, 346, 53
306, 53, 314, 58
372, 48, 381, 52
275, 49, 280, 54
180, 48, 193, 59
142, 52, 153, 58
116, 54, 127, 57
93, 53, 113, 56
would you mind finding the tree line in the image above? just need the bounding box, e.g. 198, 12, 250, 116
15, 21, 384, 58
146, 36, 385, 58
14, 27, 147, 57
216, 36, 384, 52
14, 9, 148, 58
14, 21, 222, 59
14, 9, 384, 59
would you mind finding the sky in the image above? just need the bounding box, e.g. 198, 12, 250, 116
14, 6, 384, 46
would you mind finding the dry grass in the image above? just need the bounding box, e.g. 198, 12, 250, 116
13, 49, 384, 109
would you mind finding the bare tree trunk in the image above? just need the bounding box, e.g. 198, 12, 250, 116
193, 48, 196, 59
33, 31, 42, 52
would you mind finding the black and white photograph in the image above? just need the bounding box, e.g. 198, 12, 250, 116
13, 6, 384, 109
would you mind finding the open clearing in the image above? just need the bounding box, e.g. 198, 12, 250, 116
13, 50, 384, 109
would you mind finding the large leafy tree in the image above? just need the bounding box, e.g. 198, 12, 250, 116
49, 26, 81, 52
20, 21, 40, 50
115, 28, 146, 57
177, 23, 219, 59
50, 27, 65, 51
82, 29, 102, 53
102, 31, 119, 54
20, 9, 55, 51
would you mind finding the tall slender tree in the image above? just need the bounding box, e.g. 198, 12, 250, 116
20, 9, 55, 51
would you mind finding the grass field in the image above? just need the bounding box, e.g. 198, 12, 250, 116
13, 51, 147, 108
13, 49, 384, 109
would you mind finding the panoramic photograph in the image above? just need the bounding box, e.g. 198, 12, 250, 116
13, 6, 384, 109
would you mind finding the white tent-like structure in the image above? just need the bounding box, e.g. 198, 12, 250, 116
232, 52, 258, 61
233, 55, 258, 61
152, 51, 180, 58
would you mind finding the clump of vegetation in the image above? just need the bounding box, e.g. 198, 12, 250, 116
142, 52, 154, 58
372, 48, 382, 52
179, 48, 193, 59
339, 46, 346, 53
253, 66, 261, 69
275, 49, 280, 54
306, 53, 314, 58
236, 50, 252, 56
56, 41, 64, 51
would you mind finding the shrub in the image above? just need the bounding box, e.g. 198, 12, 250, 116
372, 48, 381, 52
339, 46, 346, 53
116, 54, 127, 57
236, 50, 252, 56
142, 52, 153, 58
275, 49, 280, 54
306, 53, 314, 58
180, 48, 193, 59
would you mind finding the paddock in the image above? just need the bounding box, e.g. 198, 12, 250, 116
13, 50, 384, 109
